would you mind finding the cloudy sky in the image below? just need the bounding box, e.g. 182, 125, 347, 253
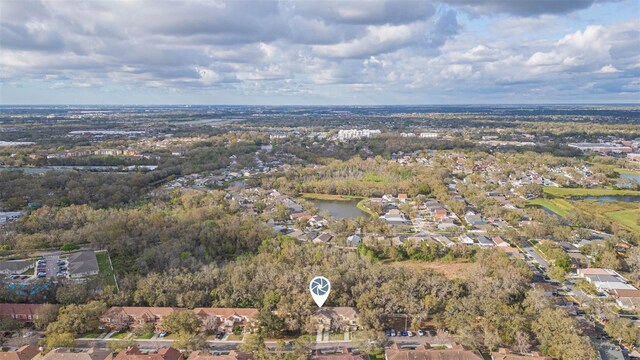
1, 0, 639, 104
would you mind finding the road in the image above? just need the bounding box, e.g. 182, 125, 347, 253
76, 334, 440, 352
519, 241, 548, 270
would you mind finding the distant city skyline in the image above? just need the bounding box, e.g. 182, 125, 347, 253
1, 0, 639, 105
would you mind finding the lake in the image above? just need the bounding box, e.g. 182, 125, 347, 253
310, 199, 368, 219
570, 195, 640, 203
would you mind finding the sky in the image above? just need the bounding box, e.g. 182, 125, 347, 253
1, 0, 639, 105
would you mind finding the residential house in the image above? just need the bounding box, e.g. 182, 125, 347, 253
67, 251, 100, 279
346, 234, 361, 246
187, 351, 252, 360
533, 282, 559, 297
464, 214, 487, 227
114, 348, 182, 360
308, 216, 328, 228
192, 308, 259, 334
577, 268, 636, 292
41, 348, 112, 360
287, 230, 308, 241
432, 208, 448, 222
433, 235, 454, 247
312, 307, 358, 332
313, 233, 333, 244
0, 345, 40, 360
385, 343, 482, 360
476, 235, 494, 248
610, 289, 640, 311
491, 236, 509, 247
0, 303, 57, 324
290, 212, 311, 221
458, 235, 474, 245
496, 246, 524, 259
383, 209, 408, 225
0, 260, 34, 276
100, 307, 181, 332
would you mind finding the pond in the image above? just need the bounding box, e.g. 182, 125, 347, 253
309, 199, 368, 219
617, 174, 640, 188
570, 195, 640, 203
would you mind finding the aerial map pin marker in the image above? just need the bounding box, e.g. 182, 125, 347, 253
309, 276, 331, 308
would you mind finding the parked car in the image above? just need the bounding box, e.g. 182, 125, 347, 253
215, 332, 225, 339
417, 329, 425, 336
385, 330, 391, 337
407, 331, 414, 337
389, 329, 396, 337
159, 331, 168, 337
400, 330, 408, 337
59, 267, 67, 271
37, 272, 46, 278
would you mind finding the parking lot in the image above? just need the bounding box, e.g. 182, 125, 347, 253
36, 254, 67, 279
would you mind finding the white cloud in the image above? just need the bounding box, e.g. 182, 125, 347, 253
598, 64, 621, 73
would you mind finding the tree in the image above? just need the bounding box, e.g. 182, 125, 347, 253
605, 317, 640, 346
46, 301, 106, 335
238, 333, 269, 359
173, 332, 207, 351
256, 308, 285, 338
532, 308, 598, 360
108, 339, 137, 353
133, 323, 154, 337
352, 330, 387, 354
599, 250, 622, 270
46, 332, 76, 350
34, 304, 59, 331
0, 316, 20, 331
162, 310, 201, 334
548, 266, 566, 283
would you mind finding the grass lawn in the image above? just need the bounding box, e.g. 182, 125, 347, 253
226, 334, 243, 341
615, 168, 640, 175
328, 332, 346, 341
81, 332, 101, 339
357, 199, 377, 218
110, 331, 129, 339
20, 267, 34, 276
526, 198, 574, 217
544, 187, 640, 198
96, 251, 116, 288
605, 209, 640, 233
135, 332, 154, 339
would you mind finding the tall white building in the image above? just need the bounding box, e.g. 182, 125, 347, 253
419, 132, 439, 138
337, 129, 381, 140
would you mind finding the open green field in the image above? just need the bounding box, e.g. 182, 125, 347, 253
96, 251, 116, 287
526, 198, 574, 217
605, 209, 640, 233
544, 187, 640, 198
